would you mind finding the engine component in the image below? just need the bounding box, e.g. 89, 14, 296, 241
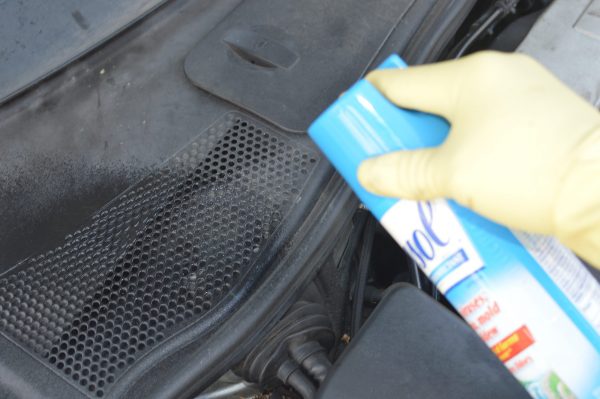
349, 215, 376, 336
239, 293, 335, 399
316, 284, 529, 399
448, 0, 519, 58
194, 371, 261, 399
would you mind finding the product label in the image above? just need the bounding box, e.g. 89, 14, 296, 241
491, 325, 535, 362
514, 232, 600, 334
380, 199, 484, 293
454, 281, 589, 399
447, 245, 600, 399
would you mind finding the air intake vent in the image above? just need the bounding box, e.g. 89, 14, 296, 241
0, 112, 318, 397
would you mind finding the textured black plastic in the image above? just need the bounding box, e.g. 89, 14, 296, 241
317, 284, 530, 399
0, 112, 318, 398
184, 0, 446, 132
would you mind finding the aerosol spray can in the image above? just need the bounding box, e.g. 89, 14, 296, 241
308, 54, 600, 399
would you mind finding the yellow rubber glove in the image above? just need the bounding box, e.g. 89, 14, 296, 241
357, 51, 600, 268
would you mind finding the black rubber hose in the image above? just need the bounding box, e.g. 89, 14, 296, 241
287, 370, 316, 399
301, 351, 331, 384
431, 282, 441, 301
351, 216, 376, 336
337, 209, 368, 271
277, 360, 316, 399
449, 0, 518, 58
289, 341, 332, 384
453, 7, 504, 58
410, 259, 423, 290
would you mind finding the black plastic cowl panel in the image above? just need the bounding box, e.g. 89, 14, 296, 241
184, 0, 451, 132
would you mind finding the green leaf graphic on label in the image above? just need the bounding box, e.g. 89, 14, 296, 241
523, 371, 576, 399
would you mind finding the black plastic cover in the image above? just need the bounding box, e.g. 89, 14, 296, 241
184, 0, 447, 132
317, 284, 530, 399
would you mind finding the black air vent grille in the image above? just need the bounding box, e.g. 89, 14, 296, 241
0, 112, 318, 397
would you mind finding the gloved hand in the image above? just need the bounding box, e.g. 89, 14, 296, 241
357, 51, 600, 267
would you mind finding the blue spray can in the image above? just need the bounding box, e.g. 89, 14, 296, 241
308, 54, 600, 399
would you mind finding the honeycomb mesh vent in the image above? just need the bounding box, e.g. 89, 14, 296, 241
0, 112, 318, 397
